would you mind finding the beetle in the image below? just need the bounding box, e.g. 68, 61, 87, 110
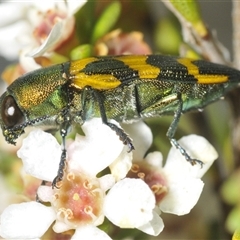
0, 55, 240, 186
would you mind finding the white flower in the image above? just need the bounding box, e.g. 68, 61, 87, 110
0, 1, 85, 65
71, 225, 112, 240
110, 121, 153, 181
0, 118, 144, 239
0, 202, 56, 239
160, 135, 218, 215
67, 119, 132, 178
133, 134, 218, 217
0, 116, 217, 239
104, 178, 164, 236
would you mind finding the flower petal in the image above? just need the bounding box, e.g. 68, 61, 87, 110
53, 220, 72, 233
121, 121, 153, 160
17, 129, 62, 181
72, 225, 112, 240
0, 202, 55, 239
27, 21, 65, 57
159, 135, 215, 215
109, 146, 132, 181
164, 134, 218, 178
68, 118, 126, 176
26, 2, 61, 11
20, 49, 42, 72
37, 185, 54, 202
98, 174, 116, 192
104, 178, 155, 228
137, 210, 164, 236
0, 3, 27, 27
159, 175, 204, 215
145, 151, 164, 168
0, 20, 31, 60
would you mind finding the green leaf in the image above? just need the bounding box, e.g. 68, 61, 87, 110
74, 0, 97, 43
226, 206, 240, 233
70, 44, 93, 60
221, 169, 240, 205
170, 0, 201, 24
168, 0, 207, 36
154, 17, 181, 55
91, 1, 121, 43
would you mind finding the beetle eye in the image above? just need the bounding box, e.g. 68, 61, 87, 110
1, 95, 25, 127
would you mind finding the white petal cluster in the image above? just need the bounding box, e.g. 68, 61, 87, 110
0, 117, 217, 239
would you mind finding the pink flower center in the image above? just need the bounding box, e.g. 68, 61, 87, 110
128, 162, 168, 203
52, 171, 104, 227
33, 9, 67, 44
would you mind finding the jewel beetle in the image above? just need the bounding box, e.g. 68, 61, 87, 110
0, 55, 240, 186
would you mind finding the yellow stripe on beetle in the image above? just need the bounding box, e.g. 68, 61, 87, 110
69, 57, 122, 90
177, 58, 228, 84
118, 55, 160, 79
71, 72, 121, 90
1, 54, 240, 187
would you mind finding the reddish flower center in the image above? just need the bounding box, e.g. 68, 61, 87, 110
128, 162, 168, 203
33, 9, 67, 44
52, 171, 104, 227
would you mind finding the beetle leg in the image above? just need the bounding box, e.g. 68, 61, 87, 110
142, 92, 203, 167
170, 138, 203, 167
166, 93, 203, 167
106, 122, 134, 152
166, 93, 183, 139
52, 110, 71, 188
93, 89, 134, 151
83, 86, 134, 152
52, 148, 67, 188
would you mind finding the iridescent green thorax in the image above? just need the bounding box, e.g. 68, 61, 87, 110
0, 55, 239, 183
